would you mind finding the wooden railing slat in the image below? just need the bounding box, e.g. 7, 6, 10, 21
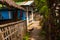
0, 20, 27, 40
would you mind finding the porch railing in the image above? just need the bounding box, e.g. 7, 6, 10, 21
0, 20, 27, 40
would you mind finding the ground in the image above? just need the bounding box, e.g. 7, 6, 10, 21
28, 21, 42, 40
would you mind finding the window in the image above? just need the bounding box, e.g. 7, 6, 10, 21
0, 11, 12, 20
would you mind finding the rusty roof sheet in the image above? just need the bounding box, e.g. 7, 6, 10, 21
5, 0, 25, 10
0, 0, 3, 2
0, 0, 25, 10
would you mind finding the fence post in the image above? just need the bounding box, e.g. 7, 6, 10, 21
0, 29, 4, 40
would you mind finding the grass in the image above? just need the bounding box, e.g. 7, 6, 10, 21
23, 32, 30, 40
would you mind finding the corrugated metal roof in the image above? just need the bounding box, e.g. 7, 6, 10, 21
16, 1, 34, 6
24, 1, 34, 5
5, 0, 25, 10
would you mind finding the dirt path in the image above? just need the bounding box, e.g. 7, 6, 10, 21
28, 21, 42, 40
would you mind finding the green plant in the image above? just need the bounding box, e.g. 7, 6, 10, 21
23, 32, 29, 40
34, 0, 49, 18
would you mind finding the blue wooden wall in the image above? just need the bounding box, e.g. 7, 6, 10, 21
0, 11, 12, 20
0, 9, 26, 20
18, 10, 26, 20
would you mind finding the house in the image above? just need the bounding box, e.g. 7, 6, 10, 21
0, 0, 26, 24
0, 0, 34, 27
16, 0, 34, 27
0, 0, 27, 40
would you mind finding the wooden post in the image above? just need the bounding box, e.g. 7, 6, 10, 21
0, 29, 4, 40
31, 8, 34, 22
26, 7, 29, 26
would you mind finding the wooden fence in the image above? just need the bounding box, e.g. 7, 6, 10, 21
0, 20, 27, 40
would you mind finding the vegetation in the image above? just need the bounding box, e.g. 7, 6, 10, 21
34, 0, 49, 18
23, 32, 30, 40
47, 0, 60, 40
34, 0, 49, 40
35, 0, 60, 40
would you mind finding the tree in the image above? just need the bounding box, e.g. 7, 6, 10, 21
34, 0, 49, 19
35, 0, 60, 40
